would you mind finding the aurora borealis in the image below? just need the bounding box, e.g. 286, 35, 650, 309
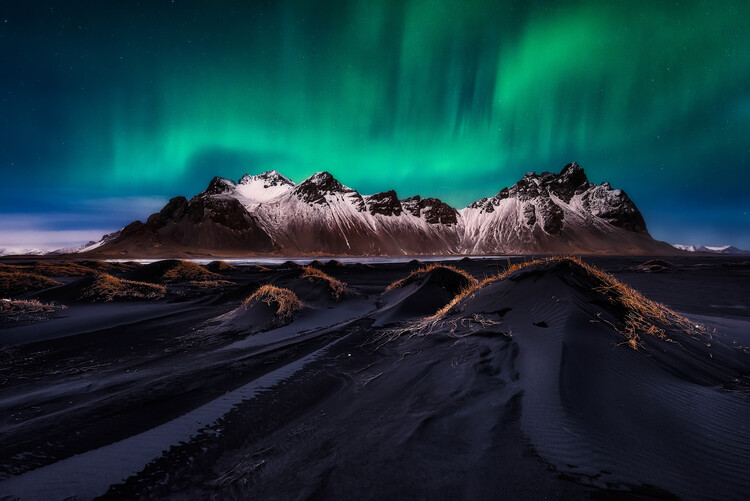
1, 0, 749, 250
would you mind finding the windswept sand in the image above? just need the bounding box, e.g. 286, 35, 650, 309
0, 256, 749, 500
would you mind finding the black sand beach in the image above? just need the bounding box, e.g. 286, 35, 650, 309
1, 256, 749, 500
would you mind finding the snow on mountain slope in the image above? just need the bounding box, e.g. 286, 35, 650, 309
235, 170, 295, 205
81, 164, 674, 257
199, 170, 295, 208
0, 248, 48, 257
673, 244, 750, 255
250, 172, 461, 255
459, 163, 663, 254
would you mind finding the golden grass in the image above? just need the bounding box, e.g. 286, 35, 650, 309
576, 256, 704, 349
0, 298, 67, 321
78, 260, 137, 274
161, 261, 222, 283
244, 284, 302, 318
79, 273, 166, 302
425, 256, 705, 350
0, 270, 61, 297
0, 261, 96, 277
205, 260, 236, 273
384, 263, 478, 293
185, 280, 236, 288
300, 266, 353, 300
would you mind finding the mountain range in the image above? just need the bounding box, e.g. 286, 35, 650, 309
672, 244, 750, 255
78, 163, 676, 257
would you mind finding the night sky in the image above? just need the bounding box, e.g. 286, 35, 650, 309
1, 0, 749, 250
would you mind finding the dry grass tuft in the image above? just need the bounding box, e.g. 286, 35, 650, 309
185, 280, 236, 289
244, 284, 302, 318
0, 270, 61, 297
79, 273, 166, 302
574, 256, 705, 349
300, 266, 353, 300
0, 298, 67, 323
384, 263, 478, 293
420, 256, 704, 350
205, 260, 236, 273
0, 261, 96, 277
161, 261, 222, 283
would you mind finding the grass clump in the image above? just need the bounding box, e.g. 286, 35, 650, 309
0, 270, 61, 297
384, 263, 477, 293
573, 256, 704, 350
77, 260, 143, 275
79, 273, 166, 302
0, 261, 96, 277
161, 261, 222, 283
244, 285, 302, 318
185, 280, 236, 289
0, 298, 67, 324
205, 260, 236, 273
301, 266, 353, 300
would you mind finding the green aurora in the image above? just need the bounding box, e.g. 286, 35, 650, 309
1, 0, 749, 248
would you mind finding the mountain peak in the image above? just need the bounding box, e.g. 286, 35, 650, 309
305, 171, 337, 184
232, 170, 295, 204
203, 176, 237, 196
366, 190, 403, 217
297, 171, 347, 193
463, 162, 648, 236
562, 161, 582, 173
294, 171, 366, 209
239, 170, 294, 187
558, 161, 588, 184
673, 244, 749, 255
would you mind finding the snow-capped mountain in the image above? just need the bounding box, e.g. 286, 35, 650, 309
50, 231, 123, 255
0, 248, 48, 257
673, 244, 750, 255
460, 163, 660, 254
211, 170, 296, 207
80, 164, 675, 257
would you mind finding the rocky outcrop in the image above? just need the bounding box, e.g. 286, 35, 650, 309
366, 191, 403, 217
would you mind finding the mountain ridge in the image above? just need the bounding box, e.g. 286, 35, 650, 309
77, 163, 677, 257
672, 244, 750, 255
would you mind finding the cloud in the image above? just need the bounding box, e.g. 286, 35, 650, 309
0, 229, 115, 252
74, 196, 167, 217
0, 195, 166, 250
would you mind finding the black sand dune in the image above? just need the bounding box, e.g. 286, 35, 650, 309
36, 273, 166, 304
124, 259, 222, 284
1, 256, 749, 500
407, 259, 750, 499
266, 266, 357, 305
204, 260, 237, 273
375, 265, 476, 325
204, 285, 305, 335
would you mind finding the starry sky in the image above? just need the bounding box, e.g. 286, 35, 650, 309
1, 0, 749, 251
